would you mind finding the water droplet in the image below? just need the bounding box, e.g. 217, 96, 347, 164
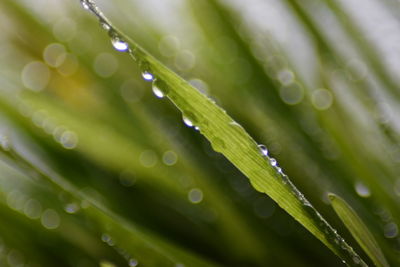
139, 61, 155, 81
383, 222, 398, 238
111, 35, 129, 52
64, 202, 80, 214
182, 116, 193, 127
80, 0, 90, 10
281, 174, 289, 184
188, 188, 203, 204
182, 111, 198, 129
152, 86, 164, 98
258, 144, 268, 156
101, 233, 115, 246
152, 79, 169, 98
194, 126, 200, 131
142, 71, 154, 81
270, 158, 277, 166
354, 181, 371, 198
101, 233, 110, 242
100, 20, 111, 31
128, 258, 138, 267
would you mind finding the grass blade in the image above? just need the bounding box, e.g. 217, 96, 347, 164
329, 193, 389, 267
0, 145, 220, 267
77, 0, 368, 265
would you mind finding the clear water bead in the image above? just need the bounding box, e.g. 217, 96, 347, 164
80, 0, 90, 10
258, 144, 268, 156
111, 36, 129, 52
100, 21, 111, 31
152, 85, 164, 98
182, 116, 193, 127
64, 203, 80, 214
152, 79, 169, 98
142, 71, 154, 81
270, 158, 277, 166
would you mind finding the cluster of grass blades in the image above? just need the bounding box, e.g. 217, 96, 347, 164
0, 0, 399, 266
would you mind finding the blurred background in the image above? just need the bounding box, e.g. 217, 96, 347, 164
0, 0, 399, 266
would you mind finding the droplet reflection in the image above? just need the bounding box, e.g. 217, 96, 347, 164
111, 36, 129, 52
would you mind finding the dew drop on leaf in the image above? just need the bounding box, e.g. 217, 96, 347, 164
100, 20, 111, 31
182, 111, 198, 128
152, 79, 169, 98
276, 167, 282, 173
64, 202, 80, 214
182, 116, 193, 127
80, 0, 90, 10
152, 85, 164, 98
142, 71, 154, 81
111, 35, 129, 52
258, 144, 268, 157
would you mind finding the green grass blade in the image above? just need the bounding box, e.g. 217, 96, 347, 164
329, 193, 389, 267
0, 147, 220, 267
77, 0, 368, 265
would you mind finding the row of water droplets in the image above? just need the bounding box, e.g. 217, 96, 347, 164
80, 0, 172, 101
257, 143, 364, 266
101, 232, 185, 267
101, 233, 139, 267
79, 2, 196, 264
79, 2, 363, 264
80, 0, 211, 134
257, 144, 292, 188
80, 0, 131, 54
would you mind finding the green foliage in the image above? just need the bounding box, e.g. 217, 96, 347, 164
0, 0, 399, 266
329, 193, 389, 267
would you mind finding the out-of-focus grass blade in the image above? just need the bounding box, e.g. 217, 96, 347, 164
329, 193, 389, 267
0, 148, 219, 267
